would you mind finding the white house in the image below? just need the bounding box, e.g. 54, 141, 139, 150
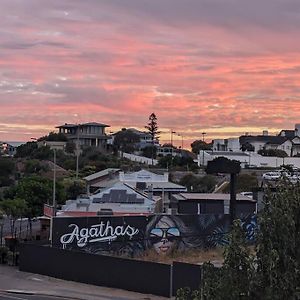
60, 182, 159, 216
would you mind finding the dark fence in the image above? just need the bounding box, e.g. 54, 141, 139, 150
172, 262, 202, 296
19, 243, 171, 297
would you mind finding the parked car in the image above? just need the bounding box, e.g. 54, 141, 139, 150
262, 172, 281, 181
240, 192, 253, 199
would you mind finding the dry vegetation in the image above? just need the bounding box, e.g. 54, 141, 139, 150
136, 248, 225, 266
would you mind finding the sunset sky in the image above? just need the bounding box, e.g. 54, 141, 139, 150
1, 0, 300, 147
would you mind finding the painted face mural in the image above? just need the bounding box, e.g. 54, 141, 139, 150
149, 216, 180, 254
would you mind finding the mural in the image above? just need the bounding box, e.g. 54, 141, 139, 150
52, 214, 256, 257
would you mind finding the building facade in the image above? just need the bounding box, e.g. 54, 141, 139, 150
56, 122, 110, 149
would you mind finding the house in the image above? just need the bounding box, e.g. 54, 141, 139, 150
211, 124, 300, 157
108, 128, 159, 150
119, 169, 187, 211
59, 182, 159, 216
0, 141, 24, 156
213, 138, 240, 152
172, 193, 257, 215
156, 145, 180, 157
83, 168, 121, 194
56, 122, 110, 150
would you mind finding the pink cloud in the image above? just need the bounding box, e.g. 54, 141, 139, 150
1, 1, 300, 143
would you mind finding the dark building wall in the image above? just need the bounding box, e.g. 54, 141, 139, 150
178, 200, 224, 214
236, 201, 256, 215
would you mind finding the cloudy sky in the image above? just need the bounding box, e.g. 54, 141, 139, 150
1, 0, 300, 146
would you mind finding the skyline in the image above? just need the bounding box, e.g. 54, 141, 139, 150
1, 0, 300, 145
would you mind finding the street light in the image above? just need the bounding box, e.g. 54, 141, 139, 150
170, 130, 176, 164
177, 133, 184, 149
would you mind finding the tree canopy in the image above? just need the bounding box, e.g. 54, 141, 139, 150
191, 140, 212, 154
145, 112, 160, 141
113, 129, 140, 153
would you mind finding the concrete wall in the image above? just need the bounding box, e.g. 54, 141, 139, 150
122, 152, 158, 165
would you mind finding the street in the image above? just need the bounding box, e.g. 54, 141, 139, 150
0, 292, 71, 300
0, 265, 166, 300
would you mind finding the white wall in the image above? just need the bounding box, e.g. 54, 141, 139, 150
122, 152, 158, 165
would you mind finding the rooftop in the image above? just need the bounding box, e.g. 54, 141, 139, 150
173, 193, 256, 202
56, 122, 110, 128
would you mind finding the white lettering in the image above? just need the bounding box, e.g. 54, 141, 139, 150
59, 221, 139, 247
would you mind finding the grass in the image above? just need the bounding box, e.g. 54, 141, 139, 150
136, 248, 225, 265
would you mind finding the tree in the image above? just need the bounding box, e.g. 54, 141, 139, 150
63, 179, 86, 200
24, 159, 49, 174
240, 142, 255, 152
0, 158, 15, 187
15, 142, 38, 158
258, 149, 288, 157
254, 185, 299, 299
177, 220, 254, 300
113, 129, 140, 153
179, 174, 216, 192
223, 174, 258, 193
219, 220, 254, 299
145, 113, 160, 141
38, 131, 67, 142
142, 146, 157, 159
65, 141, 76, 154
191, 140, 211, 154
0, 198, 27, 238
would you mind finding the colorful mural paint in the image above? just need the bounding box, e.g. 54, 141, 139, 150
52, 214, 256, 257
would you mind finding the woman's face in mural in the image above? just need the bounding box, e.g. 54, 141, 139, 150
150, 216, 180, 255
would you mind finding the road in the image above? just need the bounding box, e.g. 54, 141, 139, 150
0, 292, 71, 300
0, 265, 166, 300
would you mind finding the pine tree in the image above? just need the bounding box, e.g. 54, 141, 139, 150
145, 113, 160, 163
145, 113, 160, 141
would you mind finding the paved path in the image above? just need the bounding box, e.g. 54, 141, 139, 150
0, 266, 167, 300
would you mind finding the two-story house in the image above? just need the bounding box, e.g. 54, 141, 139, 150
56, 122, 110, 150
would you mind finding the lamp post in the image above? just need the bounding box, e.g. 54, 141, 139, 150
170, 130, 176, 167
177, 134, 184, 149
76, 124, 79, 179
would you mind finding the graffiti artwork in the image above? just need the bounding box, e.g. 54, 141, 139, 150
52, 214, 256, 257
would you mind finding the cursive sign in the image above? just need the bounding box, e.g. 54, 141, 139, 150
60, 221, 139, 247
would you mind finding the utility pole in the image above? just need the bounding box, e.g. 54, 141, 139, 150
50, 148, 57, 247
170, 130, 176, 167
53, 149, 56, 217
76, 124, 80, 179
177, 133, 184, 149
202, 132, 206, 166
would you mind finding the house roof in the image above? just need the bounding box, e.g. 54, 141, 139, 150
61, 182, 156, 215
56, 122, 110, 128
240, 135, 288, 146
173, 193, 256, 202
83, 168, 120, 182
206, 151, 249, 157
279, 130, 296, 139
